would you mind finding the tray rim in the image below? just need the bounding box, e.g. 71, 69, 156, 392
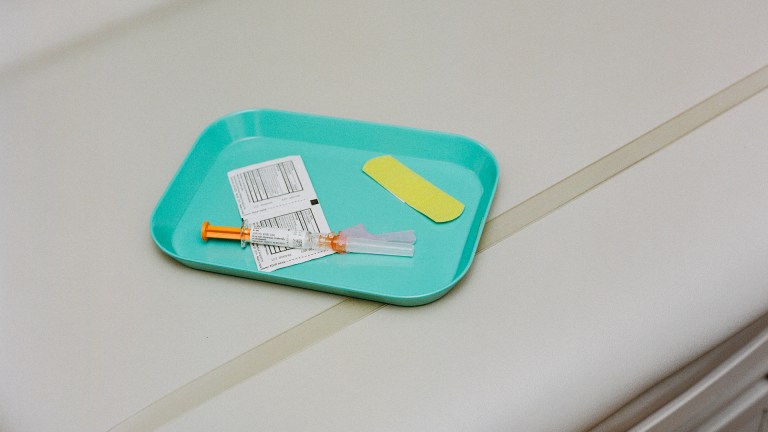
150, 108, 499, 306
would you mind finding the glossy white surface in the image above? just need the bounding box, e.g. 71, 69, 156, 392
158, 89, 768, 432
1, 1, 767, 431
0, 0, 174, 69
4, 1, 767, 216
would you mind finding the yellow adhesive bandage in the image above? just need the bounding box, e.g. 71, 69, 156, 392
363, 155, 464, 223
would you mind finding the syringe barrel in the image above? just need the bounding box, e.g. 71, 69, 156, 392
250, 228, 345, 253
249, 227, 311, 249
204, 222, 414, 256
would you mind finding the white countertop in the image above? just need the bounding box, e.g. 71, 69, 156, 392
1, 1, 767, 431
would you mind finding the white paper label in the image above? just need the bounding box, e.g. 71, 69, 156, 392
250, 227, 306, 249
228, 156, 332, 272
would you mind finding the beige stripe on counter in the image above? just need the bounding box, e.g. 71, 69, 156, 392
110, 64, 768, 431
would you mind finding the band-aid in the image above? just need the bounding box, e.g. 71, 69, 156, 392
363, 155, 464, 223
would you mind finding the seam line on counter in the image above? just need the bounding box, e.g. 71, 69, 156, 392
108, 64, 768, 432
107, 298, 383, 432
0, 0, 207, 79
478, 64, 768, 251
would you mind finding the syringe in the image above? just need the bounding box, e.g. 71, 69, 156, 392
201, 221, 414, 257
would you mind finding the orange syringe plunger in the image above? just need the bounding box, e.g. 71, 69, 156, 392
201, 221, 251, 242
200, 221, 414, 256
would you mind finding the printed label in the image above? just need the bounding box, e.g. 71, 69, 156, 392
250, 227, 306, 249
228, 156, 333, 272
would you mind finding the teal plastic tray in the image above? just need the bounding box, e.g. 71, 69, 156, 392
151, 110, 498, 306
